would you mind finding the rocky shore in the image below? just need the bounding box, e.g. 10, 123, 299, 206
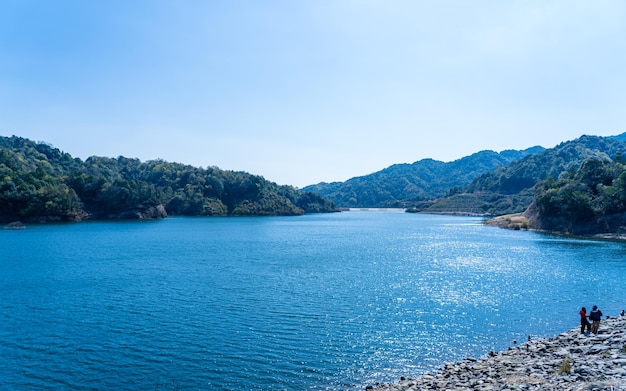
368, 315, 626, 390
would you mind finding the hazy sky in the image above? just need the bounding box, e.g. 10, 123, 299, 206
1, 1, 625, 187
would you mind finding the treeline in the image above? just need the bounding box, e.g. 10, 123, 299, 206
0, 136, 336, 222
528, 154, 626, 235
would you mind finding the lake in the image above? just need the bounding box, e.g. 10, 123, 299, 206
2, 211, 626, 390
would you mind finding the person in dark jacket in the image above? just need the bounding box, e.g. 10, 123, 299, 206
589, 305, 603, 334
579, 306, 591, 335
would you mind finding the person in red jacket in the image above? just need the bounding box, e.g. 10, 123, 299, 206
579, 306, 591, 335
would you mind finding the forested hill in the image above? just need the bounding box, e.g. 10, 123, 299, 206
425, 134, 626, 218
483, 134, 626, 236
0, 136, 336, 223
302, 147, 543, 208
524, 153, 626, 236
467, 135, 626, 195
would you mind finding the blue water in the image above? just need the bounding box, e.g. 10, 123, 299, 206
2, 211, 626, 390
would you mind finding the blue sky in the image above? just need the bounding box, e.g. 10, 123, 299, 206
1, 1, 625, 187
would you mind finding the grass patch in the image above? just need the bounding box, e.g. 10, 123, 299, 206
557, 358, 571, 375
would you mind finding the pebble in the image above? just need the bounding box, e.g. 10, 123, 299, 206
368, 315, 626, 390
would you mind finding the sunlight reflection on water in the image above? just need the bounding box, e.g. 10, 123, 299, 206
2, 213, 626, 390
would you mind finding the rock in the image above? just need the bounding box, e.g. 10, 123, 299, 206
588, 344, 611, 354
112, 204, 168, 219
3, 221, 25, 229
367, 316, 626, 390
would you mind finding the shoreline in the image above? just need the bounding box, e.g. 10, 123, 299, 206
367, 315, 626, 390
483, 213, 626, 242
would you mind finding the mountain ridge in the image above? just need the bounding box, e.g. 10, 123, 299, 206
303, 146, 544, 208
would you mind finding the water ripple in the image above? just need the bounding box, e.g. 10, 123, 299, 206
2, 214, 626, 390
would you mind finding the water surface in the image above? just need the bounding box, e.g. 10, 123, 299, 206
1, 212, 625, 390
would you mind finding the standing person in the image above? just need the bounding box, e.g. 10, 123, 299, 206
589, 305, 603, 334
579, 307, 591, 335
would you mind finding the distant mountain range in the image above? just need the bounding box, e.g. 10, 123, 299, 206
303, 146, 544, 208
304, 133, 626, 217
